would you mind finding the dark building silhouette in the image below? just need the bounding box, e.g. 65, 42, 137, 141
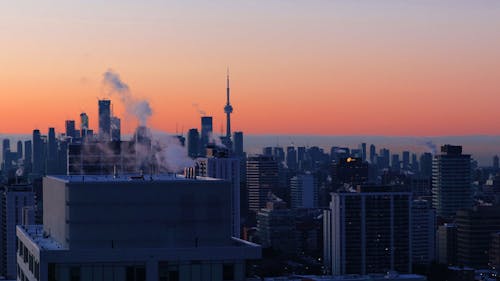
65, 120, 76, 139
98, 99, 111, 140
402, 151, 410, 170
494, 155, 499, 171
324, 186, 412, 275
110, 116, 121, 141
187, 128, 200, 158
286, 146, 297, 170
80, 112, 89, 138
432, 145, 472, 219
419, 153, 433, 178
46, 128, 58, 174
369, 144, 376, 164
233, 131, 244, 157
332, 157, 369, 186
16, 140, 23, 160
32, 130, 45, 175
246, 155, 279, 213
437, 223, 457, 266
456, 206, 500, 269
200, 116, 213, 156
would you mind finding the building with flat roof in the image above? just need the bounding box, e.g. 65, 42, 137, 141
16, 174, 261, 281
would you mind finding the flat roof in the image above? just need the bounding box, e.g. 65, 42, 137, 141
46, 174, 221, 183
18, 225, 65, 251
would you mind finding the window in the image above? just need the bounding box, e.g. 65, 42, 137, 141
222, 264, 234, 281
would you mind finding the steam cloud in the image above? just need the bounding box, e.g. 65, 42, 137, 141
192, 103, 206, 116
423, 140, 437, 155
103, 70, 152, 125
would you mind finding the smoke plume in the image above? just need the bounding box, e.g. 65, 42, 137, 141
103, 69, 152, 125
192, 103, 206, 116
423, 140, 437, 155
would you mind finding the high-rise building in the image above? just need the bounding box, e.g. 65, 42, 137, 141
65, 120, 76, 139
2, 139, 10, 165
187, 128, 200, 158
110, 116, 121, 141
17, 140, 23, 160
361, 143, 367, 162
297, 146, 305, 170
455, 206, 500, 269
369, 144, 376, 164
332, 157, 369, 186
411, 199, 436, 266
80, 112, 89, 138
200, 116, 213, 156
432, 145, 472, 219
286, 146, 297, 170
24, 140, 32, 165
32, 130, 45, 175
197, 147, 241, 237
233, 132, 244, 157
290, 174, 317, 209
98, 99, 111, 140
0, 184, 35, 279
256, 199, 297, 256
419, 153, 433, 178
489, 232, 500, 271
402, 151, 410, 170
46, 127, 58, 174
437, 223, 457, 266
324, 186, 412, 275
391, 154, 400, 172
246, 156, 279, 213
17, 174, 261, 281
494, 155, 499, 171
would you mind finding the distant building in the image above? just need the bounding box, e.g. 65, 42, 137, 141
257, 199, 297, 255
324, 186, 412, 275
200, 116, 213, 156
419, 153, 433, 178
110, 116, 121, 141
432, 145, 472, 219
65, 120, 76, 139
489, 232, 500, 271
32, 129, 45, 175
411, 200, 436, 266
16, 174, 261, 281
246, 156, 279, 213
332, 157, 369, 186
187, 128, 200, 158
493, 155, 499, 171
286, 146, 297, 170
98, 99, 111, 140
290, 174, 317, 209
79, 112, 89, 137
233, 132, 244, 157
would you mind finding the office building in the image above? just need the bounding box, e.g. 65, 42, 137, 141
369, 144, 376, 164
432, 145, 472, 219
187, 128, 200, 159
233, 132, 244, 157
98, 99, 111, 140
455, 206, 500, 269
286, 146, 297, 170
324, 186, 412, 275
197, 147, 241, 237
437, 223, 457, 266
246, 156, 279, 213
411, 200, 436, 266
332, 157, 369, 186
17, 174, 261, 281
110, 116, 121, 142
290, 174, 317, 209
200, 116, 213, 156
65, 120, 76, 139
32, 130, 45, 175
419, 153, 432, 178
256, 199, 297, 255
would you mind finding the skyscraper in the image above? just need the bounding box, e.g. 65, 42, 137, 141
46, 128, 58, 174
98, 99, 111, 140
369, 144, 376, 164
290, 174, 317, 209
65, 120, 76, 139
361, 143, 367, 162
246, 155, 279, 213
16, 140, 23, 160
286, 146, 297, 170
110, 116, 121, 141
233, 132, 244, 157
80, 112, 89, 137
324, 186, 412, 275
494, 155, 499, 171
402, 151, 410, 170
187, 128, 200, 158
32, 129, 45, 175
411, 199, 436, 266
200, 116, 213, 156
432, 145, 472, 219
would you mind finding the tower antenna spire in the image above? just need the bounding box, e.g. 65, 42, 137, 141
223, 67, 234, 149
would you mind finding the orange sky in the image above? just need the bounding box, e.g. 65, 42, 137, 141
1, 1, 500, 135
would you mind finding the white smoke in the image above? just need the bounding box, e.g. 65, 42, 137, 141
102, 69, 152, 126
192, 103, 206, 116
151, 133, 195, 173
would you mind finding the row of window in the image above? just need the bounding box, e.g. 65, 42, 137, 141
18, 239, 40, 280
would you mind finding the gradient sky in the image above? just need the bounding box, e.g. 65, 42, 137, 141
1, 1, 500, 135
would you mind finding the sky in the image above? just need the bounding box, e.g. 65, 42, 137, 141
1, 1, 500, 135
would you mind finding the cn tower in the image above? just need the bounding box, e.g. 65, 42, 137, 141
224, 69, 233, 142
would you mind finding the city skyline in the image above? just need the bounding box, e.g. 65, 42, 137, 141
1, 1, 500, 135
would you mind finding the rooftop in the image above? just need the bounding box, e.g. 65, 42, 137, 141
18, 225, 65, 251
47, 174, 221, 183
